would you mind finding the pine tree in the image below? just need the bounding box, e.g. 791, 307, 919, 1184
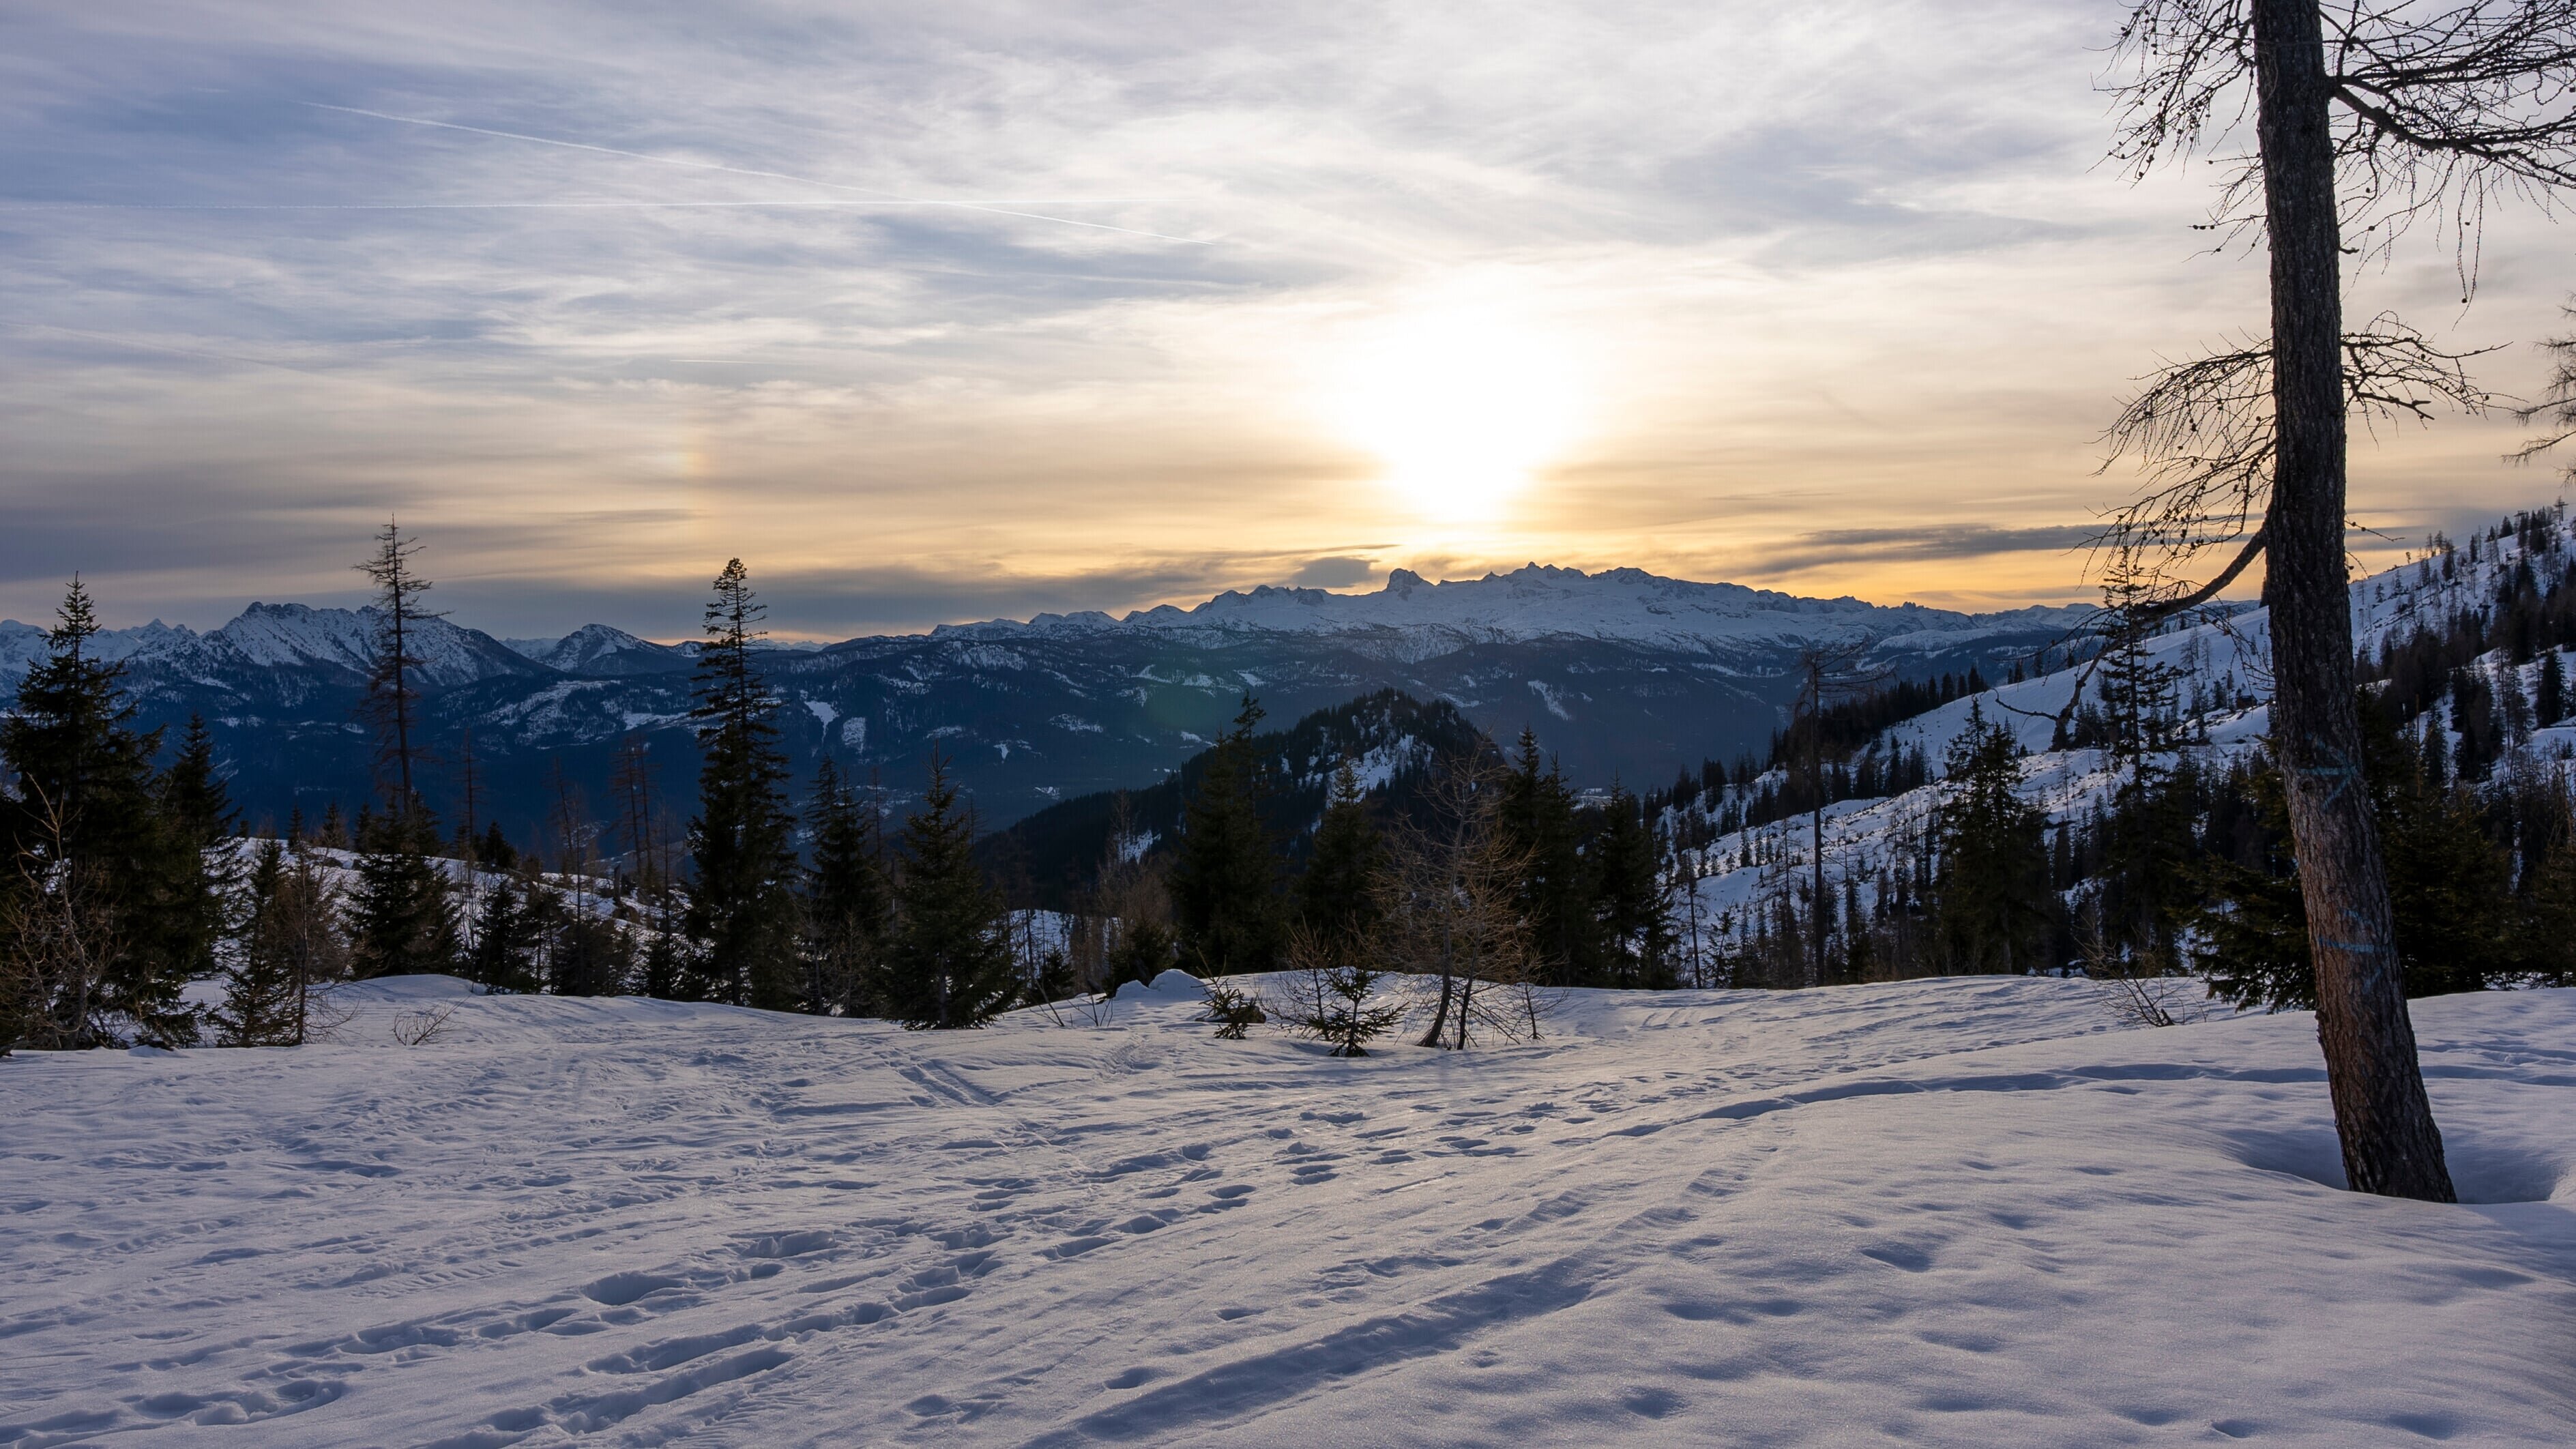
802, 759, 891, 1015
347, 805, 461, 978
1932, 703, 2051, 974
1169, 694, 1282, 975
1294, 759, 1385, 950
879, 753, 1016, 1029
2541, 649, 2568, 728
0, 579, 198, 1045
680, 559, 802, 1008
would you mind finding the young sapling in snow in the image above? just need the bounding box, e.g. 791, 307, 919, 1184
1201, 981, 1266, 1040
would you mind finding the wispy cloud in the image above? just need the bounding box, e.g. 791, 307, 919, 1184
0, 1, 2560, 630
1740, 524, 2103, 579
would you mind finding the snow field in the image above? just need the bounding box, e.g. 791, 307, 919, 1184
3, 978, 2573, 1446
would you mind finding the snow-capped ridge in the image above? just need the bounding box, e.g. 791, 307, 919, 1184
931, 563, 2092, 656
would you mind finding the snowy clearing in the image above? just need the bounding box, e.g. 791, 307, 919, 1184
5, 978, 2573, 1446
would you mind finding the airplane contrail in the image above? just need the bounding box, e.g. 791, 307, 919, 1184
298, 102, 1213, 245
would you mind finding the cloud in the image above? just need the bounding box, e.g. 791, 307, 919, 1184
1289, 555, 1377, 587
1, 0, 2565, 632
1741, 524, 2103, 579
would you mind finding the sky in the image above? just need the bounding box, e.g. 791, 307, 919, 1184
3, 0, 2573, 641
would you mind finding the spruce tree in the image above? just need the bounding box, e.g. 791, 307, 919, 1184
1497, 730, 1590, 986
0, 579, 199, 1044
1295, 759, 1385, 950
214, 840, 300, 1045
467, 873, 544, 993
880, 753, 1017, 1029
1168, 694, 1283, 975
1306, 964, 1403, 1055
2541, 650, 2567, 728
1931, 703, 2051, 974
1588, 785, 1675, 988
347, 805, 461, 978
803, 759, 891, 1015
680, 559, 802, 1008
2202, 699, 2519, 1008
154, 714, 237, 993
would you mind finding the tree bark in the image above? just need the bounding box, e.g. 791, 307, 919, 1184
2251, 0, 2454, 1201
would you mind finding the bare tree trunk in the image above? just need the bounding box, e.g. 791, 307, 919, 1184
1810, 732, 1826, 987
2252, 0, 2453, 1201
1416, 923, 1455, 1048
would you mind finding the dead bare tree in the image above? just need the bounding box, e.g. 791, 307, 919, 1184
1386, 756, 1544, 1051
0, 789, 123, 1052
2107, 0, 2576, 1200
353, 521, 443, 816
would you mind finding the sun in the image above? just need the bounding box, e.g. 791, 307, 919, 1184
1336, 310, 1579, 524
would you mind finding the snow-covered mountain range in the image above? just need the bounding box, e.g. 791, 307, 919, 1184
0, 564, 2090, 842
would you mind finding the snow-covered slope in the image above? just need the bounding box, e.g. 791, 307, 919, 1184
3, 977, 2567, 1445
1671, 514, 2576, 963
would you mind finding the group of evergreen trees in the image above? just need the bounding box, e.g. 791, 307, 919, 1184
0, 544, 1043, 1050
0, 582, 232, 1049
1118, 699, 1675, 995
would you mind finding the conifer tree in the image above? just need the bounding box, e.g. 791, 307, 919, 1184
1497, 730, 1590, 986
1169, 694, 1282, 975
2542, 649, 2568, 728
880, 753, 1016, 1029
1295, 759, 1385, 950
1287, 946, 1404, 1057
680, 559, 802, 1008
0, 579, 199, 1044
213, 840, 302, 1045
347, 805, 461, 978
467, 873, 544, 993
1932, 703, 2051, 974
1588, 785, 1675, 988
154, 714, 237, 991
2202, 699, 2519, 1008
550, 908, 633, 997
802, 759, 891, 1014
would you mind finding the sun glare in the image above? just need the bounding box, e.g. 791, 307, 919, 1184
1336, 311, 1579, 523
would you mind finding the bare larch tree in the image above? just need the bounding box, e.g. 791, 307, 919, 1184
354, 521, 442, 815
2109, 0, 2576, 1200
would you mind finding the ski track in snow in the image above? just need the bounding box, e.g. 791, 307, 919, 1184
4, 977, 2575, 1446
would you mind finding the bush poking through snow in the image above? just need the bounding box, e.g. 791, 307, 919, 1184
1201, 982, 1265, 1040
390, 1004, 455, 1047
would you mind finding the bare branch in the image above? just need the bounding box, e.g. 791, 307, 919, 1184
2098, 315, 2492, 575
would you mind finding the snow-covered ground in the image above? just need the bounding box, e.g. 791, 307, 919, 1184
5, 976, 2572, 1446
